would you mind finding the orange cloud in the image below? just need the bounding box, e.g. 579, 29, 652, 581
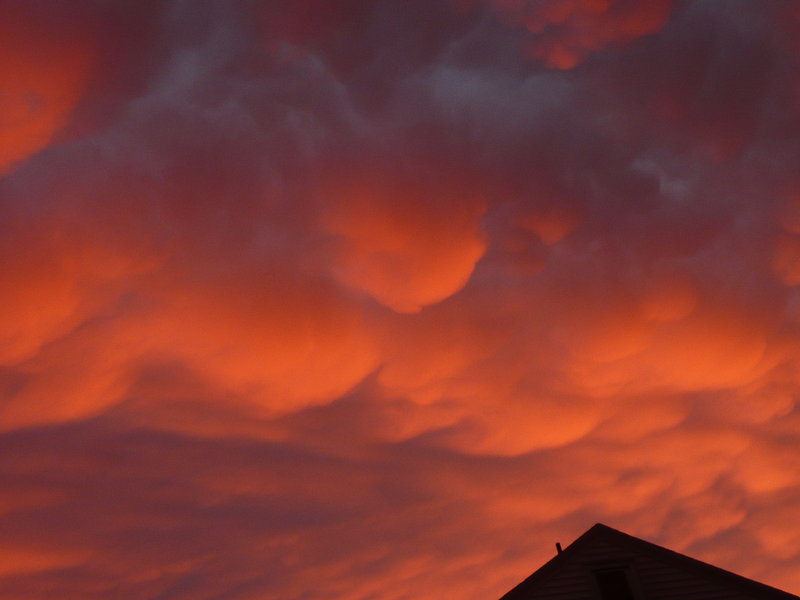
0, 4, 93, 175
146, 267, 380, 413
0, 545, 89, 577
563, 303, 773, 398
319, 168, 487, 313
1, 2, 800, 599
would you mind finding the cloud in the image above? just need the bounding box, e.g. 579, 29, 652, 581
1, 0, 800, 599
0, 2, 95, 175
477, 0, 676, 69
318, 164, 487, 312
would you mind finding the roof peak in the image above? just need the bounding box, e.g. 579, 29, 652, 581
499, 523, 800, 600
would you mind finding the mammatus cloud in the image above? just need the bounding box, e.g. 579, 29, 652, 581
318, 165, 487, 312
0, 2, 94, 174
1, 0, 800, 598
475, 0, 676, 68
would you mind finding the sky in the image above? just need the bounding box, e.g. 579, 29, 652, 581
1, 0, 800, 598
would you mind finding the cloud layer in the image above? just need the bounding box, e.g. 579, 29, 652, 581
1, 0, 800, 598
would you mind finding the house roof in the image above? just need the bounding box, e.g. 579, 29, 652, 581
499, 523, 799, 600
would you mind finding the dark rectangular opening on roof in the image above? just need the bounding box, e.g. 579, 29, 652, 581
594, 569, 636, 600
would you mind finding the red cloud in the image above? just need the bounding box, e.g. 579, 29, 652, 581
1, 1, 800, 599
480, 0, 676, 68
319, 166, 487, 313
0, 3, 95, 175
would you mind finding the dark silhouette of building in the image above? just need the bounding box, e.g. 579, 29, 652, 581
500, 523, 799, 600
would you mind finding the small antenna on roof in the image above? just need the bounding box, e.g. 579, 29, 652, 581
555, 542, 563, 554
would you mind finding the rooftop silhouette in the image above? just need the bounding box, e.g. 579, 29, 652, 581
500, 523, 799, 600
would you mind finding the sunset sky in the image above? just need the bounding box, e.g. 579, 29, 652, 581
2, 1, 800, 598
